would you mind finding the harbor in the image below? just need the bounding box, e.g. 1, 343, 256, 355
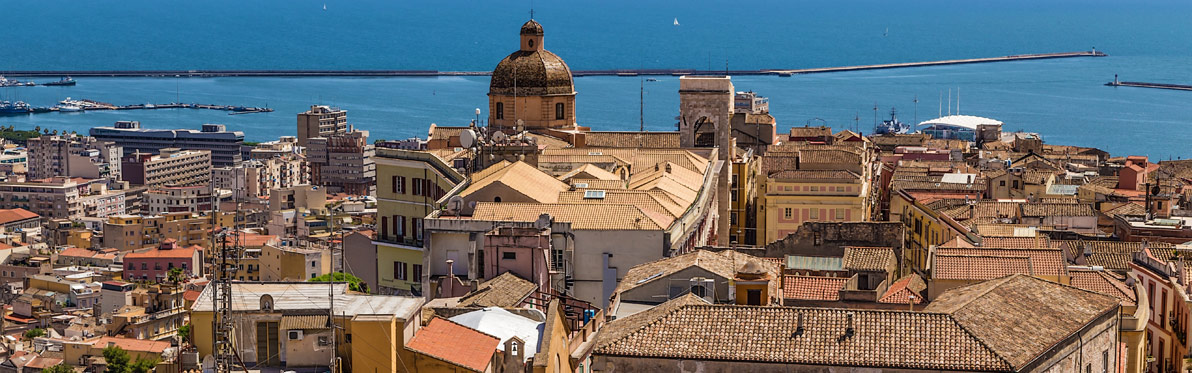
0, 51, 1107, 78
1105, 80, 1192, 92
1, 98, 273, 116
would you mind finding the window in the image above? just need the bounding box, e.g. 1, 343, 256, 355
413, 218, 423, 240
311, 261, 316, 268
555, 103, 565, 120
395, 216, 405, 238
1012, 180, 1020, 188
496, 102, 504, 119
141, 263, 147, 270
783, 208, 792, 219
381, 216, 389, 239
412, 178, 422, 196
810, 209, 819, 220
999, 180, 1006, 186
502, 252, 517, 260
1102, 350, 1108, 373
730, 212, 738, 226
310, 273, 316, 279
412, 264, 422, 283
551, 248, 563, 271
394, 261, 407, 281
835, 208, 845, 220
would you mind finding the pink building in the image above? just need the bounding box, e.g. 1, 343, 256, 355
123, 239, 202, 282
481, 227, 552, 295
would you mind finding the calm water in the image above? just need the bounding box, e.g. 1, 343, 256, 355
1, 0, 1191, 157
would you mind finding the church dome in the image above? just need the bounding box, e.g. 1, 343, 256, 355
489, 20, 575, 96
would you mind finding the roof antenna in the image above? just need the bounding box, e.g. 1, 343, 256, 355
957, 87, 961, 115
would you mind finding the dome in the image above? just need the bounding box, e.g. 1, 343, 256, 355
489, 20, 575, 96
520, 19, 544, 36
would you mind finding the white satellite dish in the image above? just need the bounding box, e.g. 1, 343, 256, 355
515, 119, 525, 133
427, 123, 437, 137
535, 213, 552, 229
460, 129, 477, 148
446, 195, 464, 215
492, 131, 508, 143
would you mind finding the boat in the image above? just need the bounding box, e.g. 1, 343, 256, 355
0, 101, 33, 115
674, 18, 679, 26
43, 77, 76, 86
323, 3, 327, 10
55, 105, 83, 112
144, 103, 156, 109
0, 76, 34, 87
873, 108, 911, 135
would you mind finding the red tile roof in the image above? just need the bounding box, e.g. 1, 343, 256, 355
59, 247, 117, 261
781, 275, 847, 301
933, 255, 1033, 281
225, 233, 278, 247
935, 248, 1067, 278
183, 290, 202, 302
406, 318, 499, 372
878, 274, 926, 304
92, 336, 171, 353
124, 245, 200, 259
0, 208, 38, 225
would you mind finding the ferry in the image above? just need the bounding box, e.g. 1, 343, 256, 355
873, 108, 911, 135
43, 77, 76, 86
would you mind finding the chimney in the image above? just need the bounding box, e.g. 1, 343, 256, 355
792, 313, 804, 337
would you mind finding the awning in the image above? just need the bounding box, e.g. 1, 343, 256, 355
280, 315, 328, 330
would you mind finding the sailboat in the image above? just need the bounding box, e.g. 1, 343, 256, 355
323, 3, 327, 10
674, 18, 679, 26
883, 27, 888, 37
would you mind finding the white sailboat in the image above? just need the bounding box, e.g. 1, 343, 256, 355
674, 18, 679, 26
323, 3, 327, 10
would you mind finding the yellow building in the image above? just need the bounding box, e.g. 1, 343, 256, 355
102, 212, 235, 252
889, 189, 980, 275
259, 244, 330, 281
374, 148, 463, 295
728, 150, 760, 245
760, 169, 870, 244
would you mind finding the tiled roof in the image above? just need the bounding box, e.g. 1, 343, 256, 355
617, 250, 778, 294
0, 208, 38, 224
870, 133, 930, 147
556, 164, 620, 182
924, 274, 1120, 370
58, 247, 116, 261
406, 318, 499, 372
976, 237, 1051, 248
878, 274, 926, 304
973, 224, 1041, 238
458, 272, 537, 308
781, 275, 846, 301
788, 126, 832, 138
557, 190, 685, 219
841, 247, 894, 272
472, 202, 666, 231
768, 170, 860, 182
799, 149, 862, 165
1069, 269, 1136, 307
936, 247, 1067, 278
226, 233, 278, 247
1105, 202, 1146, 217
583, 131, 681, 149
280, 314, 329, 330
124, 245, 200, 259
1054, 240, 1175, 271
462, 161, 568, 203
1020, 203, 1096, 217
92, 336, 171, 353
429, 126, 468, 141
569, 179, 626, 190
761, 154, 798, 174
594, 294, 1012, 371
933, 255, 1034, 281
628, 162, 705, 190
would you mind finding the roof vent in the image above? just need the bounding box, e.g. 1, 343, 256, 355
791, 313, 805, 338
838, 313, 855, 342
584, 190, 606, 199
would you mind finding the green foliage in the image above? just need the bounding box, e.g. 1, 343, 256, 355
23, 328, 45, 339
0, 128, 44, 144
40, 363, 74, 373
167, 267, 185, 284
243, 141, 260, 146
309, 272, 368, 293
103, 345, 131, 373
129, 358, 157, 373
177, 323, 191, 342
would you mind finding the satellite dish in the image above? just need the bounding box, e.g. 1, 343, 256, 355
460, 129, 477, 148
446, 196, 464, 215
534, 213, 552, 229
516, 119, 525, 133
428, 123, 437, 137
492, 131, 508, 143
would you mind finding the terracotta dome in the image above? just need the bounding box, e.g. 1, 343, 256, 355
489, 21, 575, 96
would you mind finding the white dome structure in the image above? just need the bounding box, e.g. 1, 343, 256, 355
918, 115, 1003, 141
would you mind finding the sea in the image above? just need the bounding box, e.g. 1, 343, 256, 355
1, 0, 1191, 158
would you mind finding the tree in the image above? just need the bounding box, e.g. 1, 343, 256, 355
177, 323, 191, 343
24, 328, 45, 340
103, 345, 131, 373
167, 267, 185, 284
309, 272, 368, 293
129, 358, 157, 373
40, 363, 74, 373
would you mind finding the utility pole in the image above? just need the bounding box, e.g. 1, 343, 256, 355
913, 95, 919, 125
873, 103, 879, 129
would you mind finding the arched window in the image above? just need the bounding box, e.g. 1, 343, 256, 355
691, 285, 707, 298
528, 39, 536, 49
496, 102, 504, 119
555, 103, 565, 120
494, 196, 502, 203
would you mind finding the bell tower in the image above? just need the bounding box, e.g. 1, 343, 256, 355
521, 19, 544, 51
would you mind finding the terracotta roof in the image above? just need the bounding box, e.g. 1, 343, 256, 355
462, 161, 568, 203
768, 170, 860, 182
871, 133, 930, 147
781, 275, 846, 301
58, 247, 117, 261
1069, 269, 1136, 307
799, 149, 862, 165
569, 179, 626, 190
556, 164, 620, 182
406, 318, 499, 372
280, 314, 329, 330
23, 356, 63, 370
617, 250, 778, 294
583, 132, 681, 149
1055, 240, 1175, 271
977, 237, 1051, 248
429, 126, 468, 141
933, 255, 1034, 281
841, 247, 894, 272
472, 202, 666, 230
594, 294, 1012, 371
1020, 203, 1096, 217
458, 272, 537, 308
1105, 202, 1146, 217
924, 274, 1119, 370
878, 274, 926, 304
225, 233, 278, 247
936, 247, 1067, 278
973, 224, 1042, 238
0, 208, 38, 225
557, 190, 685, 219
183, 290, 201, 302
788, 126, 832, 138
92, 336, 171, 353
761, 154, 798, 174
124, 245, 200, 259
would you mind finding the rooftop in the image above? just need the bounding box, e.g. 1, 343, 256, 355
406, 318, 499, 372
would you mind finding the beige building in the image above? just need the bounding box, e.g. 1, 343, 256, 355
213, 155, 306, 201
121, 148, 212, 187
0, 176, 123, 220
25, 134, 122, 181
260, 244, 331, 281
102, 212, 234, 251
297, 105, 347, 147
307, 130, 375, 195
144, 185, 214, 215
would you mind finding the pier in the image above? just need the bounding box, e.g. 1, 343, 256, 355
0, 51, 1106, 78
28, 98, 273, 115
1106, 81, 1192, 92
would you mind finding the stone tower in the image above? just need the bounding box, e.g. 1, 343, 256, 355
679, 76, 734, 246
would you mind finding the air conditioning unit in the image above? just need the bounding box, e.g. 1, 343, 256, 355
288, 330, 303, 340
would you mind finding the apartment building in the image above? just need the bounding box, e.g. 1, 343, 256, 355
212, 156, 305, 201
90, 121, 244, 166
122, 148, 212, 188
260, 244, 331, 281
102, 212, 235, 251
144, 185, 214, 215
0, 177, 122, 220
25, 134, 122, 181
296, 105, 348, 147
307, 130, 375, 195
